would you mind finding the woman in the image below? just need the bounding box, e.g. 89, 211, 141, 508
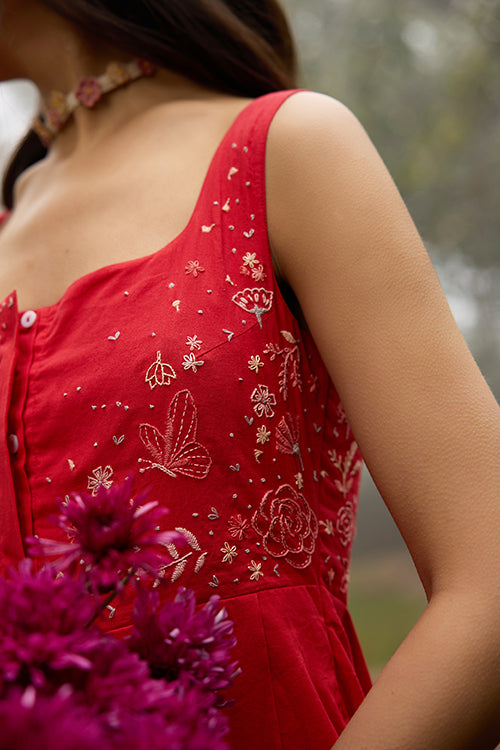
0, 1, 499, 748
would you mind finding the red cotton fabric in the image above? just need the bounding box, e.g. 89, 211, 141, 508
0, 90, 372, 749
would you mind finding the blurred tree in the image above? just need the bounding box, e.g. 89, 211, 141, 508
283, 0, 499, 396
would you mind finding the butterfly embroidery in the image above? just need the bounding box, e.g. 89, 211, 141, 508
138, 389, 212, 478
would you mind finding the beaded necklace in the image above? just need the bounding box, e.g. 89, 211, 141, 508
32, 58, 157, 148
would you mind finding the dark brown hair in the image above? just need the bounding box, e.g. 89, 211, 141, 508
2, 0, 297, 208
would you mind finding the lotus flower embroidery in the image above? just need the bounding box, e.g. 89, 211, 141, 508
145, 351, 177, 390
232, 287, 273, 329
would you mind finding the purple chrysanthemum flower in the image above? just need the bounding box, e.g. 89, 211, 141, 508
0, 560, 100, 692
80, 637, 172, 723
73, 637, 230, 748
0, 686, 106, 750
28, 477, 182, 593
112, 679, 230, 750
127, 587, 239, 699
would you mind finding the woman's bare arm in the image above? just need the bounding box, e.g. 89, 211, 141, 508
267, 91, 500, 749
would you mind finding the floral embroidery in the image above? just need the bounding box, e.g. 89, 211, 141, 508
319, 519, 335, 536
248, 560, 264, 581
182, 353, 205, 373
308, 374, 319, 393
185, 260, 205, 277
251, 484, 319, 569
336, 403, 351, 438
336, 501, 356, 547
248, 355, 264, 373
145, 351, 177, 390
221, 542, 238, 564
328, 442, 362, 497
138, 389, 212, 479
338, 557, 350, 595
232, 288, 274, 329
254, 449, 264, 463
256, 425, 271, 445
251, 264, 266, 282
276, 414, 304, 470
185, 335, 202, 351
87, 465, 113, 496
228, 514, 251, 540
251, 385, 277, 419
294, 472, 304, 490
161, 527, 207, 583
263, 331, 302, 401
242, 252, 258, 269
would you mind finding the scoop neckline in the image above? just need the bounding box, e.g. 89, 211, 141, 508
2, 94, 262, 317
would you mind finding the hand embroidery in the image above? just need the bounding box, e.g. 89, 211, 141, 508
138, 390, 212, 479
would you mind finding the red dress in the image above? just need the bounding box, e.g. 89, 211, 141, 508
0, 90, 371, 748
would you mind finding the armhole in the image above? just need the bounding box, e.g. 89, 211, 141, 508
245, 89, 310, 330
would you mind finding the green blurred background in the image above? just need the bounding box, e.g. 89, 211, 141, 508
1, 0, 498, 677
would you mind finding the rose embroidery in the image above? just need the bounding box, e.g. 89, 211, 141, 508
336, 501, 355, 547
251, 484, 318, 569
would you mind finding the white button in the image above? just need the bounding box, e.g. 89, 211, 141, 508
20, 310, 37, 329
7, 433, 19, 454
